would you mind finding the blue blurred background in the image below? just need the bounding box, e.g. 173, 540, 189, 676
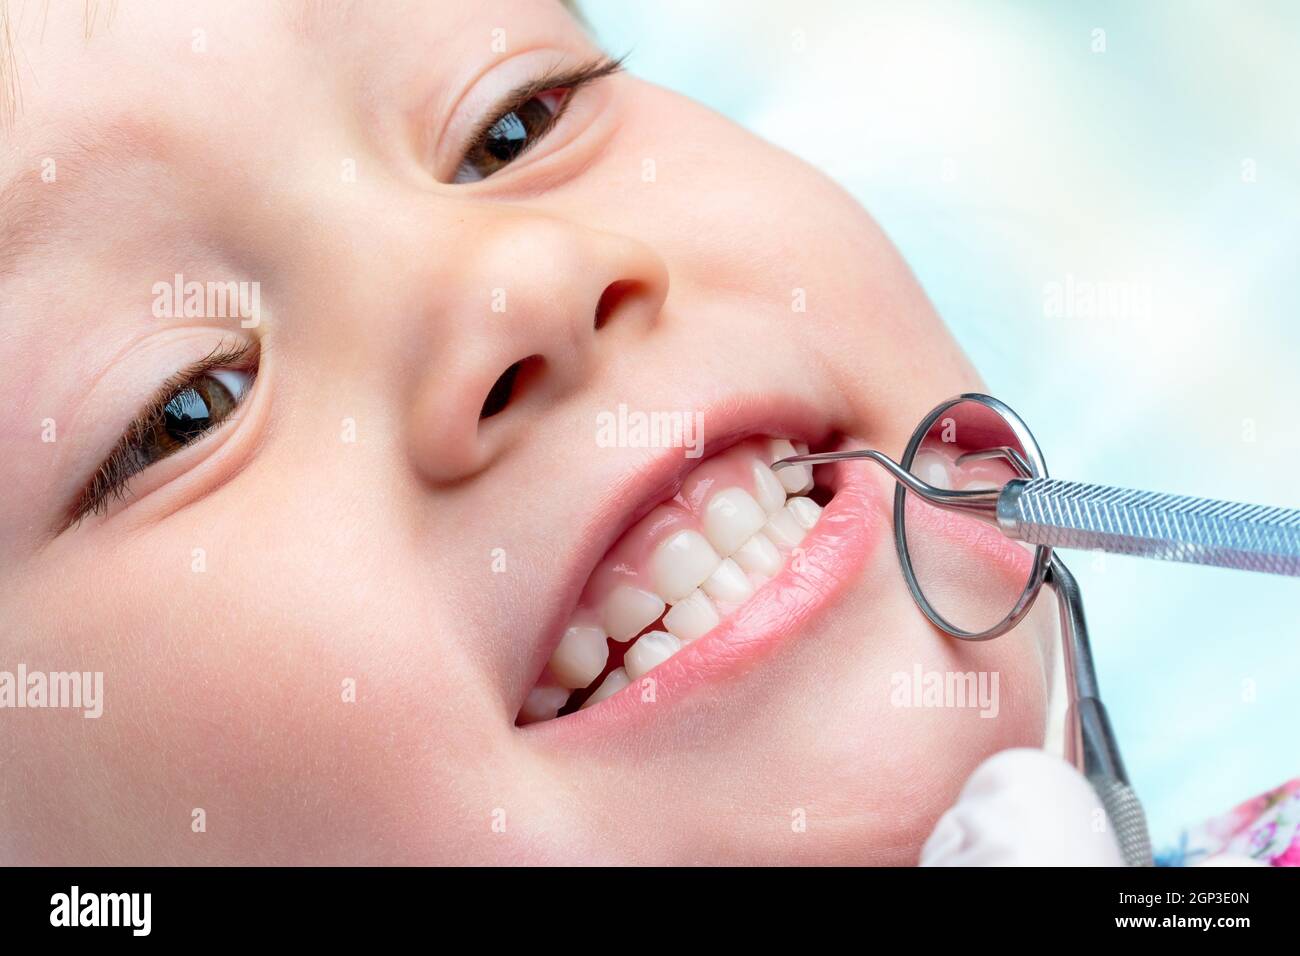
582, 0, 1300, 847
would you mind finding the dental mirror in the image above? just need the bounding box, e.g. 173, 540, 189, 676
894, 395, 1053, 640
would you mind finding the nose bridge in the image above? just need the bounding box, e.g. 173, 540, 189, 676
464, 208, 595, 364
404, 199, 669, 486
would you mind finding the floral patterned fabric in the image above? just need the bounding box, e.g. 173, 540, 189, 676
1157, 778, 1300, 866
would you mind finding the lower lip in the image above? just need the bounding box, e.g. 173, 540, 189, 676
523, 438, 891, 739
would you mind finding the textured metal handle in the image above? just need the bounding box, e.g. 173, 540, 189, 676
1002, 478, 1300, 576
1092, 777, 1154, 867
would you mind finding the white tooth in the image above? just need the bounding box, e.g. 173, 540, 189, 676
912, 448, 954, 490
701, 557, 754, 604
960, 478, 1001, 491
518, 685, 570, 724
548, 620, 609, 689
623, 630, 682, 681
763, 506, 807, 549
790, 442, 814, 493
769, 438, 811, 494
731, 531, 783, 576
662, 588, 721, 643
786, 496, 822, 531
581, 667, 630, 710
767, 438, 796, 463
751, 459, 787, 515
601, 585, 666, 642
703, 487, 768, 556
652, 530, 722, 603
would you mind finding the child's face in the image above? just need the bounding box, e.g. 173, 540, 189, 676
0, 0, 1055, 863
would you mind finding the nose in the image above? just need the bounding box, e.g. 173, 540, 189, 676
407, 209, 669, 484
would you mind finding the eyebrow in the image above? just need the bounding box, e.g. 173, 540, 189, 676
284, 0, 361, 41
0, 115, 178, 280
0, 0, 363, 131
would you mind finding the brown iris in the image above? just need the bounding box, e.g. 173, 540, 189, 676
142, 374, 239, 459
457, 92, 564, 182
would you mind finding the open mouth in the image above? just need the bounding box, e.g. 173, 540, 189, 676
517, 435, 837, 725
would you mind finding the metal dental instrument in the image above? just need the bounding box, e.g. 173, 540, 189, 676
772, 393, 1298, 867
779, 450, 1300, 578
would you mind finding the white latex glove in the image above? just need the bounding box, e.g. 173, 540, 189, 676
919, 748, 1125, 866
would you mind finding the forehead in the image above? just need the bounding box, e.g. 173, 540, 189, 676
0, 0, 576, 277
0, 0, 575, 138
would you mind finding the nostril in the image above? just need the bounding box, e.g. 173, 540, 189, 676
480, 362, 521, 419
479, 355, 543, 419
594, 280, 637, 330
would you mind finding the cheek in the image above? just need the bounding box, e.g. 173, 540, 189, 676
618, 86, 976, 406
3, 503, 513, 863
782, 571, 1054, 863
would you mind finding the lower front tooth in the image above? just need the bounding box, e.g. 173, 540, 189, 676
701, 557, 754, 603
602, 585, 666, 643
624, 631, 682, 680
786, 495, 822, 530
519, 685, 571, 724
549, 621, 610, 689
581, 667, 630, 710
731, 531, 783, 576
763, 506, 806, 549
663, 588, 720, 643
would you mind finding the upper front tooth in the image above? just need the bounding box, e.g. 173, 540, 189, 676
769, 438, 811, 493
731, 531, 783, 576
623, 630, 683, 681
518, 685, 570, 725
652, 530, 722, 603
763, 506, 807, 549
549, 619, 609, 689
786, 496, 822, 531
662, 588, 721, 642
701, 557, 755, 604
703, 487, 768, 556
751, 459, 787, 515
602, 585, 666, 642
581, 667, 630, 710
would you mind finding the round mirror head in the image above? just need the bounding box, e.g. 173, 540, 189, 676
894, 394, 1052, 640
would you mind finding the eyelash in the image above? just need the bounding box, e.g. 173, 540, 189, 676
454, 53, 626, 181
66, 340, 259, 530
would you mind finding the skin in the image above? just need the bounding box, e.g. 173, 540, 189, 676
0, 0, 1055, 864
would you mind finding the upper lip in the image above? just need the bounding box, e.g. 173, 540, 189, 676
511, 392, 837, 710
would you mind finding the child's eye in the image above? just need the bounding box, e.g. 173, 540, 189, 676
453, 88, 569, 183
147, 369, 251, 452
66, 343, 258, 528
449, 54, 625, 184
